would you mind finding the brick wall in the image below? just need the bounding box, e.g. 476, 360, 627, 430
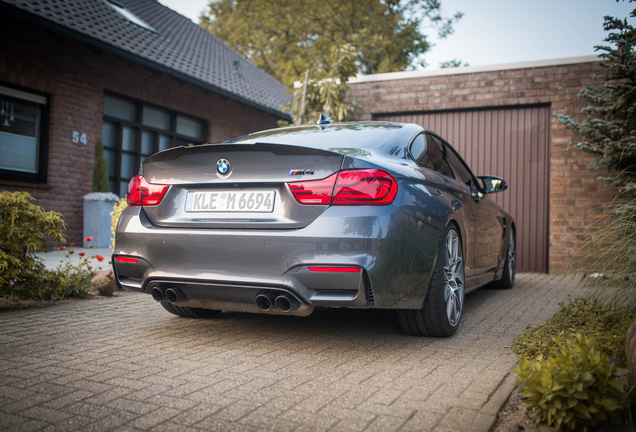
0, 15, 282, 245
347, 60, 612, 272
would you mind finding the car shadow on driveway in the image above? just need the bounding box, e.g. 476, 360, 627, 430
152, 283, 505, 342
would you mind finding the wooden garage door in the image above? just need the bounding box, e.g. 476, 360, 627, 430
375, 105, 550, 273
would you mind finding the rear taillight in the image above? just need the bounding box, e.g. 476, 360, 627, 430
288, 173, 337, 204
332, 169, 397, 205
288, 169, 397, 206
127, 175, 169, 206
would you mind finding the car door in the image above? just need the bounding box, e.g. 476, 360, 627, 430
434, 135, 503, 274
409, 133, 477, 276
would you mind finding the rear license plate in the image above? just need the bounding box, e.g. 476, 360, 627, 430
184, 191, 276, 213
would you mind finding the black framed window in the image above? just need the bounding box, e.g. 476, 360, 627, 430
102, 93, 207, 197
432, 134, 479, 188
0, 85, 48, 183
409, 133, 453, 179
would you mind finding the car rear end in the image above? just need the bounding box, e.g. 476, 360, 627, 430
113, 124, 414, 316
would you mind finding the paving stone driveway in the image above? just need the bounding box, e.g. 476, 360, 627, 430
0, 274, 586, 432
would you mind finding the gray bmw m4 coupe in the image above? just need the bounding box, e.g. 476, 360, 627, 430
113, 120, 515, 337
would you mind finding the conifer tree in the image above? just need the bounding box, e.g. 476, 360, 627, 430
92, 137, 109, 192
557, 6, 636, 193
557, 4, 636, 307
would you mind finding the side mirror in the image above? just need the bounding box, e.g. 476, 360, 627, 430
477, 176, 508, 194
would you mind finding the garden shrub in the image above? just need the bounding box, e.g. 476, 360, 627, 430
0, 191, 96, 300
512, 298, 636, 366
110, 197, 127, 249
513, 334, 634, 430
15, 248, 98, 301
0, 191, 65, 297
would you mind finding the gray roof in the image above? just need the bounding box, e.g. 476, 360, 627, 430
1, 0, 291, 118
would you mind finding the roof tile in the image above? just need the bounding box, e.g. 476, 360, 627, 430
2, 0, 290, 115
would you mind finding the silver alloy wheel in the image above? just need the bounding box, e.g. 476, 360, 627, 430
508, 232, 516, 283
443, 229, 464, 327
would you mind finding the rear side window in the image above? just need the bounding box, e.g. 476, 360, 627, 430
433, 135, 475, 187
409, 134, 454, 179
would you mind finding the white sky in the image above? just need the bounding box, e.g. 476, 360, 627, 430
159, 0, 636, 69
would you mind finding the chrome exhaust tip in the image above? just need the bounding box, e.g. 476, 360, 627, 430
255, 294, 274, 312
151, 287, 165, 302
165, 287, 187, 304
275, 295, 299, 313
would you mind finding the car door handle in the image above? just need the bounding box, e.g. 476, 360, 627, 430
452, 200, 462, 211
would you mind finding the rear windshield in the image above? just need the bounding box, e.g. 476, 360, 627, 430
227, 123, 403, 149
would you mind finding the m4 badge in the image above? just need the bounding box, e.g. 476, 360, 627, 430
288, 169, 315, 176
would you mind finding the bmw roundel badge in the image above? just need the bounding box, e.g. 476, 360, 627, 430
216, 158, 231, 176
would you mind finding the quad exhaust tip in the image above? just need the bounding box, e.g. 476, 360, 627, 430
255, 294, 275, 312
151, 287, 165, 302
255, 293, 300, 313
165, 287, 187, 304
275, 295, 299, 313
154, 286, 302, 312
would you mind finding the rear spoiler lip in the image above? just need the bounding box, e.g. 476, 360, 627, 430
144, 142, 345, 164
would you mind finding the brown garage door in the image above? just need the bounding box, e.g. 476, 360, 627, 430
375, 105, 550, 273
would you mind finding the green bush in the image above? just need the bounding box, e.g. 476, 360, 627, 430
0, 192, 65, 296
0, 191, 95, 300
512, 298, 636, 366
12, 248, 96, 301
513, 334, 634, 430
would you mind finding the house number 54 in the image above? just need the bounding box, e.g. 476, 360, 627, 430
73, 131, 88, 145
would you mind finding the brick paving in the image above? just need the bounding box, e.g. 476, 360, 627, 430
0, 273, 586, 432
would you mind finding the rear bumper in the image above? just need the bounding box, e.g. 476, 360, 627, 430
113, 205, 440, 310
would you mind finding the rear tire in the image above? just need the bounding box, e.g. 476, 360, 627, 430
492, 229, 516, 289
160, 302, 222, 318
397, 225, 465, 338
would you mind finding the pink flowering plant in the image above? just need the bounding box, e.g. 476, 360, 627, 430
51, 238, 105, 299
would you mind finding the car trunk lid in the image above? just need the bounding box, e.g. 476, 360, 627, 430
141, 143, 344, 229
